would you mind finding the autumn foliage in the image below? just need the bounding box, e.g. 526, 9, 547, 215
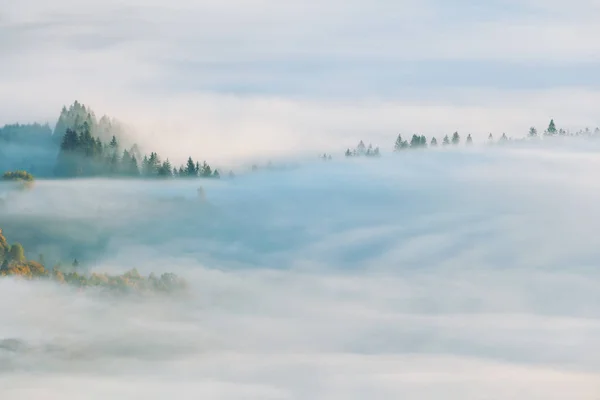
0, 228, 187, 294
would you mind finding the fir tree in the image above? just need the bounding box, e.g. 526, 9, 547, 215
394, 134, 404, 151
200, 161, 212, 177
430, 137, 438, 146
158, 159, 173, 177
442, 135, 450, 146
451, 132, 460, 145
528, 127, 538, 137
357, 140, 366, 155
410, 134, 421, 148
185, 157, 196, 177
547, 119, 557, 135
466, 134, 473, 145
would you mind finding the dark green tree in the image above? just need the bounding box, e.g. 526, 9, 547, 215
451, 132, 460, 145
442, 135, 450, 146
200, 161, 212, 177
185, 157, 196, 177
546, 119, 557, 135
394, 134, 404, 151
430, 137, 438, 146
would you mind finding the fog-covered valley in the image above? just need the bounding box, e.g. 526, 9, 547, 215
2, 144, 600, 399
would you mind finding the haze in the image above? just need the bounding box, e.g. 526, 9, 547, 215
3, 0, 600, 398
1, 143, 600, 399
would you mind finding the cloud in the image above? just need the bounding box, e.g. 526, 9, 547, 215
2, 144, 600, 398
3, 0, 600, 165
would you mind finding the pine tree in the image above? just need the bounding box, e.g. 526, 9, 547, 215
488, 133, 494, 143
547, 119, 557, 135
528, 127, 538, 137
451, 132, 460, 145
129, 156, 139, 176
357, 140, 366, 155
373, 147, 380, 156
345, 149, 352, 157
200, 161, 212, 177
213, 169, 220, 178
442, 135, 450, 146
410, 134, 419, 148
185, 157, 196, 177
430, 137, 438, 146
394, 134, 404, 151
466, 134, 473, 145
500, 133, 508, 142
158, 159, 173, 177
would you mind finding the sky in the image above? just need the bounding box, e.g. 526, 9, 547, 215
2, 0, 600, 162
2, 144, 600, 398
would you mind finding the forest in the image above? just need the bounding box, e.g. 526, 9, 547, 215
0, 227, 187, 294
0, 101, 221, 179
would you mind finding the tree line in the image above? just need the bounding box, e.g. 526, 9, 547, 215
0, 227, 187, 294
341, 119, 599, 158
1, 100, 223, 179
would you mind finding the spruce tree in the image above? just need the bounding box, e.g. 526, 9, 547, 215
410, 134, 420, 148
201, 161, 212, 177
185, 157, 196, 177
430, 137, 438, 146
442, 135, 450, 146
357, 140, 366, 155
466, 134, 473, 145
547, 119, 557, 135
451, 132, 460, 145
528, 127, 538, 137
394, 134, 404, 151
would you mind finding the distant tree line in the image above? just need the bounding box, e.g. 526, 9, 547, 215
345, 141, 381, 157
0, 100, 223, 180
51, 101, 221, 179
0, 227, 187, 294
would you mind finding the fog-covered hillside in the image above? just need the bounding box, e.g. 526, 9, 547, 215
2, 144, 600, 399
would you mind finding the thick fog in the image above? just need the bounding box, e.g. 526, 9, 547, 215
2, 143, 600, 399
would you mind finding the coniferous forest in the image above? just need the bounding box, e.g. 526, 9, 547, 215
0, 101, 221, 180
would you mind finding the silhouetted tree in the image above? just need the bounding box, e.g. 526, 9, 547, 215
451, 132, 460, 145
528, 127, 538, 138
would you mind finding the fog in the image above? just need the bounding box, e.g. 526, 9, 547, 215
2, 143, 600, 399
